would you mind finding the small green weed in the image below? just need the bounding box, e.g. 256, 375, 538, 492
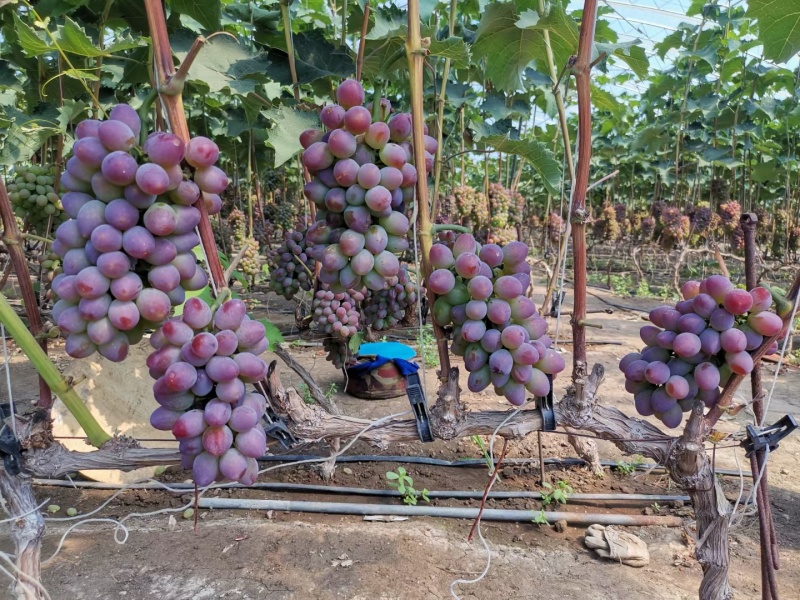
614, 457, 643, 476
540, 480, 573, 506
297, 382, 338, 405
386, 466, 430, 506
470, 435, 496, 476
532, 509, 550, 525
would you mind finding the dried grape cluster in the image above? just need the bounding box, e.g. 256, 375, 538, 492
266, 228, 316, 300
362, 264, 421, 331
148, 297, 269, 486
659, 206, 690, 248
719, 201, 741, 233
547, 212, 563, 244
301, 79, 431, 293
5, 165, 66, 234
429, 234, 564, 406
620, 275, 783, 428
51, 104, 227, 361
594, 204, 621, 242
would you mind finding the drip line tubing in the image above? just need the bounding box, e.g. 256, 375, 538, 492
198, 497, 685, 527
31, 479, 691, 503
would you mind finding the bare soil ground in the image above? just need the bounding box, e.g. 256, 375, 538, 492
2, 283, 800, 600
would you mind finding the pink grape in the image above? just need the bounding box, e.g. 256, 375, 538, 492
144, 131, 185, 166
500, 325, 526, 350
75, 119, 102, 139
460, 320, 485, 343
388, 113, 412, 142
698, 328, 721, 355
644, 361, 670, 385
110, 272, 142, 301
673, 332, 701, 357
749, 287, 773, 313
101, 151, 138, 186
720, 328, 747, 353
185, 136, 220, 168
108, 300, 140, 330
171, 409, 207, 440
135, 288, 171, 322
124, 183, 157, 209
327, 129, 357, 158
235, 427, 267, 458
709, 308, 735, 332
747, 311, 783, 336
489, 349, 513, 375
109, 104, 141, 137
320, 104, 346, 129
639, 325, 661, 346
535, 349, 565, 375
365, 122, 391, 150
726, 351, 754, 375
480, 329, 502, 353
665, 375, 689, 400
467, 366, 491, 392
378, 143, 407, 169
487, 298, 511, 324
694, 362, 720, 390
655, 330, 676, 350
692, 293, 717, 319
428, 269, 456, 294
677, 313, 706, 335
454, 253, 481, 279
135, 163, 170, 195
122, 226, 155, 259
202, 426, 233, 457
619, 352, 643, 372
236, 319, 266, 349
525, 368, 551, 397
723, 289, 753, 315
194, 166, 228, 194
150, 407, 182, 431
681, 280, 700, 299
634, 389, 655, 416
739, 324, 763, 351
90, 224, 123, 253
98, 119, 136, 152
183, 297, 213, 329
74, 266, 110, 299
705, 275, 734, 303
659, 403, 684, 428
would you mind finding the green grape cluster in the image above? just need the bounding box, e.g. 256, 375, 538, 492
239, 237, 261, 278
227, 208, 261, 279
449, 186, 488, 228
5, 165, 66, 235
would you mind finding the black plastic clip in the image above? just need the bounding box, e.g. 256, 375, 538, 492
405, 371, 434, 442
0, 403, 22, 476
741, 415, 797, 458
535, 374, 556, 432
549, 291, 566, 318
262, 405, 298, 450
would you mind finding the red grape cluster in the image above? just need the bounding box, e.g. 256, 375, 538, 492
300, 79, 433, 293
428, 234, 564, 405
148, 297, 269, 486
266, 228, 317, 300
620, 275, 783, 428
50, 104, 227, 361
362, 264, 421, 331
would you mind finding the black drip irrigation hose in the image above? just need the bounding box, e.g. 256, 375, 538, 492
257, 454, 753, 478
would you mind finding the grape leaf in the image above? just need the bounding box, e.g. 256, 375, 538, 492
171, 32, 271, 95
168, 0, 221, 31
472, 122, 561, 194
516, 6, 579, 76
263, 105, 320, 168
12, 13, 52, 58
747, 0, 800, 62
290, 31, 356, 83
473, 3, 540, 92
51, 17, 145, 57
594, 40, 650, 79
428, 37, 471, 69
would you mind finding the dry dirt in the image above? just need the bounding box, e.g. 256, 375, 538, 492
2, 284, 800, 600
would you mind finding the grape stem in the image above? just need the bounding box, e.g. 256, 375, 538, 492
137, 89, 159, 145
223, 242, 250, 282
430, 223, 471, 234
210, 287, 232, 313
0, 292, 111, 447
19, 233, 53, 246
144, 0, 227, 292
355, 1, 371, 81
407, 0, 451, 382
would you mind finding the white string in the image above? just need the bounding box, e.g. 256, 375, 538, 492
1, 323, 17, 438
0, 497, 51, 526
449, 408, 521, 599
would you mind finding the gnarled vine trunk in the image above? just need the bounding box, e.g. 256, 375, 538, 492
0, 469, 45, 600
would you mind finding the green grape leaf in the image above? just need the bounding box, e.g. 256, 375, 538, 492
263, 104, 320, 168
12, 13, 52, 57
258, 319, 285, 348
516, 6, 580, 77
52, 17, 145, 57
473, 3, 541, 92
594, 40, 650, 79
348, 331, 364, 355
747, 0, 800, 62
290, 31, 356, 83
168, 0, 221, 31
171, 32, 270, 95
472, 122, 561, 194
751, 160, 780, 183
428, 37, 471, 69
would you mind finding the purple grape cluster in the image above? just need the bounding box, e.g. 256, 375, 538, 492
429, 234, 564, 406
312, 287, 365, 340
362, 264, 421, 331
620, 275, 783, 428
147, 297, 269, 486
50, 104, 228, 361
266, 228, 317, 300
301, 78, 434, 293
